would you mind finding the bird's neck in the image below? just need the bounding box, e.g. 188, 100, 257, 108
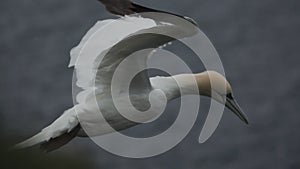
150, 74, 206, 101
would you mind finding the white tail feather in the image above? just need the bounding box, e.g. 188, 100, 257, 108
15, 131, 48, 149
15, 107, 79, 149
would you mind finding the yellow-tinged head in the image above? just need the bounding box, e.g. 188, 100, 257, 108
195, 71, 249, 124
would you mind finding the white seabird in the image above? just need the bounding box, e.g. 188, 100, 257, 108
16, 0, 248, 152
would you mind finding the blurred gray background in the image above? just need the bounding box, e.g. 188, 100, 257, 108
1, 0, 300, 169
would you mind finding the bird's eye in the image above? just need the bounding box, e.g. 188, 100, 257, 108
226, 93, 234, 99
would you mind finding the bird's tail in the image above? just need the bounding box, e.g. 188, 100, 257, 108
40, 125, 80, 152
15, 130, 49, 149
15, 107, 80, 152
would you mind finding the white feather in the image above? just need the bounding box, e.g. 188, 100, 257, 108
15, 107, 79, 148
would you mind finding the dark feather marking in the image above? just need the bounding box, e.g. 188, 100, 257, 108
97, 0, 197, 25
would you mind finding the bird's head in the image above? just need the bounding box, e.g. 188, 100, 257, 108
195, 71, 249, 124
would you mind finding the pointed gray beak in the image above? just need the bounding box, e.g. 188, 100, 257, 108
225, 94, 249, 125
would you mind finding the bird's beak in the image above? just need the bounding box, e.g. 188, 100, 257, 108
225, 95, 249, 125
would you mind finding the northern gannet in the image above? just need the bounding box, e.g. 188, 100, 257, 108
16, 0, 248, 152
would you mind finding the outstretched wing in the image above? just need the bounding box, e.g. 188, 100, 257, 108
70, 15, 198, 104
70, 17, 156, 93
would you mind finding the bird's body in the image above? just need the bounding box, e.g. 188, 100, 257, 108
16, 0, 248, 152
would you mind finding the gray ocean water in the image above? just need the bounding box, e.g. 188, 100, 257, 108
1, 0, 300, 168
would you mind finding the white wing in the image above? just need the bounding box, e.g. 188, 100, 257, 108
70, 15, 198, 105
69, 17, 156, 89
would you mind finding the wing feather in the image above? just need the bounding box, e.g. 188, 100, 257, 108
96, 0, 198, 26
97, 0, 158, 16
